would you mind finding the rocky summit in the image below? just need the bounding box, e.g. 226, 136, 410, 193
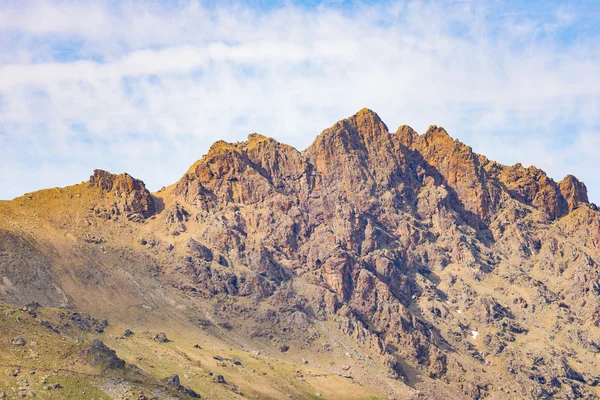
1, 108, 599, 399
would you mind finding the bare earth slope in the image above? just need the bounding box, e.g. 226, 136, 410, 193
1, 109, 600, 399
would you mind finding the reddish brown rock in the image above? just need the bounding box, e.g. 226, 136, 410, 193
89, 169, 155, 218
2, 108, 599, 399
559, 174, 589, 212
496, 163, 567, 219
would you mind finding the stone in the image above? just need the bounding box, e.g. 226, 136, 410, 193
153, 332, 168, 343
10, 336, 26, 346
82, 340, 125, 370
166, 374, 180, 388
165, 374, 200, 398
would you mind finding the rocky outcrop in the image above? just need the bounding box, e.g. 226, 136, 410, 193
82, 339, 125, 370
166, 374, 201, 398
400, 124, 501, 226
495, 163, 567, 219
89, 169, 155, 218
153, 332, 168, 343
559, 174, 589, 212
62, 312, 109, 332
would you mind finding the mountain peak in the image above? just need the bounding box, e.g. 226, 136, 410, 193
303, 109, 393, 179
3, 109, 600, 400
354, 107, 381, 120
349, 108, 388, 138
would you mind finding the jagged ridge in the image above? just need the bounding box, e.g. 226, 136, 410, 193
1, 108, 599, 400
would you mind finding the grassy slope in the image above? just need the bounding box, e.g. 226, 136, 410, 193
0, 300, 388, 399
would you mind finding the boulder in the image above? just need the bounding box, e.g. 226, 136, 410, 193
9, 336, 26, 346
154, 332, 169, 343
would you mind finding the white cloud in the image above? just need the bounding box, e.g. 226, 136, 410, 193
0, 0, 599, 202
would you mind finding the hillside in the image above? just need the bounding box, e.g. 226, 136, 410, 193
1, 109, 600, 399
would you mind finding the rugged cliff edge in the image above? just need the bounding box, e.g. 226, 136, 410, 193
1, 109, 599, 399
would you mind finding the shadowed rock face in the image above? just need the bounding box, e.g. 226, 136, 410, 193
1, 109, 599, 399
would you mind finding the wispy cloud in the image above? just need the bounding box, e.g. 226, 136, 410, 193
0, 0, 599, 202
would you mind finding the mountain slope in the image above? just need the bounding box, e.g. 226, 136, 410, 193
1, 109, 599, 399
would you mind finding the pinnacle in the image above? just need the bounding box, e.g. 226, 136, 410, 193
347, 108, 389, 140
352, 108, 385, 128
355, 107, 380, 118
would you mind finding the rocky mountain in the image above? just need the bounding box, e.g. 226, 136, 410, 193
1, 108, 600, 399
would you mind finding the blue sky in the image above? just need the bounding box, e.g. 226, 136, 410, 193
0, 0, 599, 202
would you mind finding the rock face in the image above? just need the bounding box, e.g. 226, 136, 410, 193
559, 174, 589, 211
166, 109, 599, 398
1, 108, 599, 399
89, 169, 155, 219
